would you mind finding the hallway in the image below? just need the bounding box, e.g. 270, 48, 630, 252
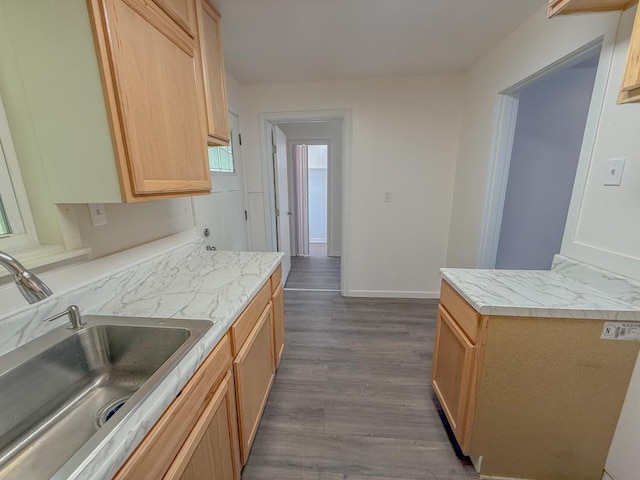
285, 256, 341, 291
241, 290, 478, 480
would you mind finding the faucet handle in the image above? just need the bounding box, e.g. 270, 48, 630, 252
45, 305, 85, 330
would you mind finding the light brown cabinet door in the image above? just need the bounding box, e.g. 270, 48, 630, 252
197, 0, 230, 145
619, 5, 640, 103
272, 283, 285, 369
153, 0, 197, 35
432, 305, 476, 451
164, 370, 242, 480
547, 0, 632, 17
233, 302, 275, 464
93, 0, 211, 199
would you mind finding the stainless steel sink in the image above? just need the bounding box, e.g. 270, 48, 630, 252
0, 314, 212, 479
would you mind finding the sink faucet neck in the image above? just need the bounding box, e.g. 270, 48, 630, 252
0, 250, 53, 304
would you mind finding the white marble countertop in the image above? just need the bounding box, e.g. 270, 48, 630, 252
73, 246, 283, 480
441, 257, 640, 321
0, 238, 282, 480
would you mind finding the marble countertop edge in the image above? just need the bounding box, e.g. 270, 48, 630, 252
440, 267, 640, 321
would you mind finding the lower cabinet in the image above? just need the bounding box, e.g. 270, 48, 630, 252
114, 334, 233, 480
115, 265, 284, 479
164, 370, 241, 480
233, 301, 275, 464
431, 305, 476, 449
433, 279, 640, 479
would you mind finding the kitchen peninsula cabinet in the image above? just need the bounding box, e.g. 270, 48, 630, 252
433, 279, 640, 479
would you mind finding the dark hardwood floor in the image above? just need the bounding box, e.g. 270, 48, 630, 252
285, 256, 341, 290
241, 291, 479, 480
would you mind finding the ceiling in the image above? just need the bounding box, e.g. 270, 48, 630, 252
214, 0, 547, 85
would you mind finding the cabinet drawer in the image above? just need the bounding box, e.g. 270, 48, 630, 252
440, 281, 480, 343
230, 280, 272, 356
114, 334, 232, 480
270, 265, 282, 292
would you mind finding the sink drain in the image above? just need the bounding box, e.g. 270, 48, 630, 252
96, 396, 131, 428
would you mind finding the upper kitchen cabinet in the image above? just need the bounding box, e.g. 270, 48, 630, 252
196, 0, 231, 146
0, 0, 216, 203
619, 5, 640, 103
547, 0, 636, 17
89, 0, 211, 199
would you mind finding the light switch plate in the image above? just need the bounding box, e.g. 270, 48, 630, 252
88, 203, 108, 226
604, 158, 626, 186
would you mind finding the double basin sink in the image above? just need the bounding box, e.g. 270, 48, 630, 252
0, 313, 212, 479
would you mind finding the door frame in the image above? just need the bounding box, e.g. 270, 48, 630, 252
258, 110, 351, 296
191, 110, 249, 250
476, 38, 609, 268
288, 139, 332, 257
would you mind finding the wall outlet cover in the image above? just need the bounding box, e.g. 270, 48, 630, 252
88, 203, 108, 226
604, 158, 626, 186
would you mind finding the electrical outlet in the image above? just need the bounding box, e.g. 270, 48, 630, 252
88, 203, 108, 226
604, 158, 626, 186
384, 192, 392, 202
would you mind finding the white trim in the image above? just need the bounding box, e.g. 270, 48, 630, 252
561, 31, 619, 264
476, 94, 519, 268
477, 38, 607, 269
0, 94, 39, 251
346, 290, 440, 299
258, 110, 352, 296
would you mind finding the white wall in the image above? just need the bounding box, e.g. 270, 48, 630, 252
495, 63, 598, 270
239, 75, 463, 297
71, 200, 195, 259
445, 5, 640, 478
307, 148, 328, 243
446, 6, 621, 269
279, 121, 342, 256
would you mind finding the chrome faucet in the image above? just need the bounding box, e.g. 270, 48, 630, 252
0, 250, 53, 304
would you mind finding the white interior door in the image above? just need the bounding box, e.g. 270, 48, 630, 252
273, 125, 291, 283
193, 112, 247, 251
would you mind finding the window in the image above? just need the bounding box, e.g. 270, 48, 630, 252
208, 135, 235, 173
0, 94, 38, 250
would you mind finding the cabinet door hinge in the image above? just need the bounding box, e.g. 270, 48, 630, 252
272, 145, 277, 154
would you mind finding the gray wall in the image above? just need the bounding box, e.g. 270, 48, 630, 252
495, 61, 598, 270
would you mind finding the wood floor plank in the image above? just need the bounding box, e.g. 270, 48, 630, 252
285, 256, 341, 290
241, 290, 478, 480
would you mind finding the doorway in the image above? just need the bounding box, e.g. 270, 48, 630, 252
192, 111, 248, 251
478, 42, 602, 270
261, 112, 349, 292
292, 143, 330, 257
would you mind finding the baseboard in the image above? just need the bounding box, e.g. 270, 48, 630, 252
345, 290, 440, 299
